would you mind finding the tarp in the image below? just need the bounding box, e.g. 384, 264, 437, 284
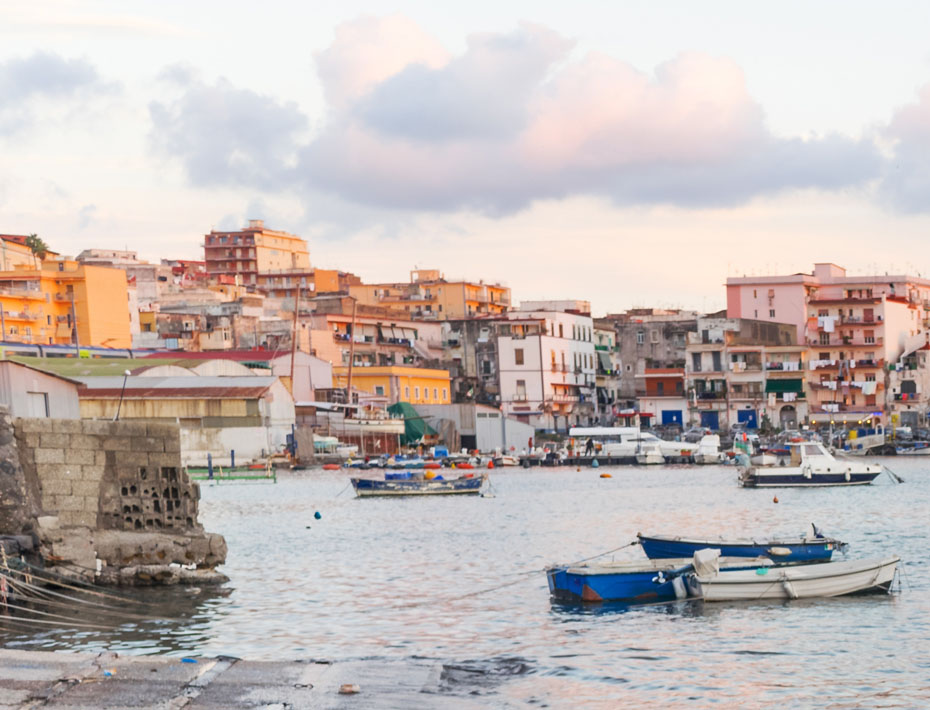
387, 401, 437, 445
765, 378, 804, 393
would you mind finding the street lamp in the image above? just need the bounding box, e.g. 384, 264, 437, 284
114, 370, 130, 421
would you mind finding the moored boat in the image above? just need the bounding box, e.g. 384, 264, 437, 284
685, 550, 900, 601
638, 527, 845, 564
895, 441, 930, 455
692, 434, 723, 464
738, 441, 883, 487
546, 556, 774, 603
350, 473, 487, 497
635, 441, 665, 465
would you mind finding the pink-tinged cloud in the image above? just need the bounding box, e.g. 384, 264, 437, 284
150, 17, 882, 213
881, 83, 930, 212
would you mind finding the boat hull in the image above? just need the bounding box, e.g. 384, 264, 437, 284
738, 469, 882, 487
687, 556, 899, 601
638, 535, 840, 563
350, 475, 485, 497
546, 560, 689, 603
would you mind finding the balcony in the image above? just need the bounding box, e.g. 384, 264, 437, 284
894, 393, 919, 401
553, 393, 580, 403
765, 361, 802, 371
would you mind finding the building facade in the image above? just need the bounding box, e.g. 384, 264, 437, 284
332, 365, 452, 406
203, 220, 310, 285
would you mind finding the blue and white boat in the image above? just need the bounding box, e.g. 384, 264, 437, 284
350, 473, 486, 497
638, 526, 845, 564
738, 441, 883, 487
547, 556, 773, 603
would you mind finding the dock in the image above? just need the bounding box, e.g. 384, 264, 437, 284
0, 649, 489, 709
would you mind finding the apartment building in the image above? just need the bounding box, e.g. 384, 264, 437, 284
0, 258, 132, 347
349, 269, 510, 320
203, 220, 310, 285
332, 365, 451, 406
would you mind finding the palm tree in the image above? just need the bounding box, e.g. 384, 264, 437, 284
25, 233, 49, 269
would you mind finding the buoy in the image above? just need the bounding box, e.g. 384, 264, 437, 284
487, 460, 494, 469
591, 459, 599, 468
314, 511, 322, 520
451, 463, 456, 469
773, 495, 779, 504
599, 473, 612, 479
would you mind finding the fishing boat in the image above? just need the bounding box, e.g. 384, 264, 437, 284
638, 526, 845, 564
350, 472, 487, 497
738, 441, 883, 487
569, 427, 697, 460
692, 434, 723, 464
895, 441, 930, 455
635, 440, 665, 465
685, 549, 900, 601
492, 454, 520, 467
547, 556, 774, 603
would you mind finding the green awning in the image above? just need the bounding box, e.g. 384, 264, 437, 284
765, 378, 804, 393
387, 402, 437, 445
597, 351, 613, 373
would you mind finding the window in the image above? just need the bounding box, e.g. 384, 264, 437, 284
414, 386, 420, 400
433, 388, 438, 400
769, 309, 775, 318
864, 330, 875, 344
405, 386, 410, 400
442, 388, 448, 401
692, 353, 702, 372
753, 289, 757, 298
374, 385, 385, 396
711, 351, 722, 372
818, 309, 828, 317
516, 379, 527, 400
636, 331, 645, 345
657, 381, 664, 394
650, 330, 659, 343
515, 348, 524, 365
819, 333, 830, 346
559, 323, 564, 338
481, 361, 491, 375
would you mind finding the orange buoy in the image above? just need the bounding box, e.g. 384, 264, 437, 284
599, 473, 612, 479
487, 461, 495, 469
322, 464, 340, 471
773, 495, 779, 504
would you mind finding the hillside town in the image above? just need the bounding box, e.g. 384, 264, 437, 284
1, 223, 927, 464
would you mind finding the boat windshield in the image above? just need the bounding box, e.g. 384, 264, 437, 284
801, 443, 826, 457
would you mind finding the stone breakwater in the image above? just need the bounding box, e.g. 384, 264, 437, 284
0, 406, 226, 585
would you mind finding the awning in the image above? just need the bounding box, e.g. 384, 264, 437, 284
765, 378, 804, 394
597, 351, 612, 373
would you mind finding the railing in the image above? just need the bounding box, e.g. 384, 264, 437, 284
765, 362, 803, 371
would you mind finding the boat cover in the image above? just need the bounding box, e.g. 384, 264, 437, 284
693, 548, 721, 577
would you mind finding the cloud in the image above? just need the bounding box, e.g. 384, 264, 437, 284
0, 52, 108, 135
151, 17, 884, 214
149, 71, 307, 190
879, 83, 930, 213
77, 204, 97, 230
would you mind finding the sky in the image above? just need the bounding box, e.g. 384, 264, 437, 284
3, 1, 930, 315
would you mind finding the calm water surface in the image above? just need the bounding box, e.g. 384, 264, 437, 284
3, 461, 929, 706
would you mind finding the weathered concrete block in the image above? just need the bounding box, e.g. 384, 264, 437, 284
71, 480, 101, 497
35, 463, 79, 481
146, 422, 179, 438
114, 450, 150, 468
39, 478, 72, 496
18, 431, 41, 449
162, 435, 181, 453
95, 450, 109, 466
148, 452, 182, 468
69, 449, 96, 466
80, 465, 106, 482
34, 448, 65, 464
50, 419, 84, 433
57, 510, 97, 528
39, 432, 71, 449
57, 495, 85, 512
114, 421, 148, 437
69, 434, 101, 450
102, 436, 132, 452
132, 436, 164, 452
14, 418, 47, 434
81, 419, 116, 436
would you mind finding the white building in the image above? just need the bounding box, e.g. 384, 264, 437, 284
497, 302, 597, 431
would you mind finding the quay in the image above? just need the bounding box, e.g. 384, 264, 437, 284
0, 649, 489, 709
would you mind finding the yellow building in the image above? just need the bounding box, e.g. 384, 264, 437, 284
0, 235, 41, 270
333, 365, 452, 405
0, 258, 132, 347
204, 220, 310, 285
349, 269, 510, 320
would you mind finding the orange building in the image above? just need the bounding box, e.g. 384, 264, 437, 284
1, 234, 44, 270
333, 365, 452, 405
203, 220, 310, 285
255, 268, 361, 299
349, 269, 510, 320
0, 258, 132, 347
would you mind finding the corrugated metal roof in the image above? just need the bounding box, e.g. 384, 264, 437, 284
75, 375, 276, 399
78, 386, 272, 399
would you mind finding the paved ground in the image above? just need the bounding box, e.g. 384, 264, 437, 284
0, 649, 493, 709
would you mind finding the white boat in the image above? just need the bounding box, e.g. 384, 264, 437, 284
895, 441, 930, 456
738, 441, 883, 487
635, 441, 665, 465
685, 549, 899, 601
693, 434, 723, 464
570, 427, 696, 460
494, 454, 520, 466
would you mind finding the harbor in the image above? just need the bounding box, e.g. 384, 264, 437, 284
1, 461, 926, 707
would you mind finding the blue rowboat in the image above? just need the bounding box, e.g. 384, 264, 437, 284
547, 557, 773, 603
637, 529, 845, 564
350, 474, 486, 497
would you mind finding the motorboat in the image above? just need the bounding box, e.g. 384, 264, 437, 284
738, 441, 884, 487
493, 454, 520, 466
692, 434, 723, 464
569, 427, 696, 460
547, 556, 774, 603
350, 472, 487, 497
685, 549, 899, 601
638, 525, 845, 564
895, 441, 930, 456
635, 440, 665, 465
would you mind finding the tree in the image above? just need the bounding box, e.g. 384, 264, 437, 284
25, 233, 49, 269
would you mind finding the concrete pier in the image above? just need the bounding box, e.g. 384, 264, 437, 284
0, 649, 489, 709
